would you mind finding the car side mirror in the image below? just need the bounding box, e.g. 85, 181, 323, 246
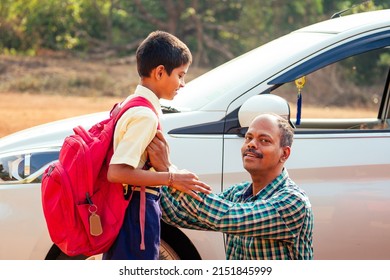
238, 94, 294, 128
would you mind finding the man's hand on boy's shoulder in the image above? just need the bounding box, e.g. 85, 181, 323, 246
147, 130, 171, 172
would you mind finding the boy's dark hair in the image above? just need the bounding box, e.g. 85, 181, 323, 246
136, 30, 192, 77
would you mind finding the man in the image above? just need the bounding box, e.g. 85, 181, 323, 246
147, 113, 313, 260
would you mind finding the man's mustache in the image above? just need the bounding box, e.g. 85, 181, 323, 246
243, 148, 263, 159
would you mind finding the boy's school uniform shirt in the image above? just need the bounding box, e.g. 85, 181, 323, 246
111, 85, 162, 169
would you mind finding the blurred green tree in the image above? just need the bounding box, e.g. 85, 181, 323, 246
0, 0, 388, 68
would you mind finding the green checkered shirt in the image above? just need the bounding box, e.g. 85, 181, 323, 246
160, 169, 313, 260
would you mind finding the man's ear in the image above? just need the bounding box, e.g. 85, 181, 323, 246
280, 146, 291, 163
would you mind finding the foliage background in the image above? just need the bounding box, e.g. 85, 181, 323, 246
1, 0, 389, 67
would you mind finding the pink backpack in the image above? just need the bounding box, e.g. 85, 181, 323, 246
41, 96, 159, 256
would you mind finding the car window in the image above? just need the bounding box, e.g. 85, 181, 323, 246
0, 151, 59, 184
272, 46, 390, 130
161, 32, 334, 111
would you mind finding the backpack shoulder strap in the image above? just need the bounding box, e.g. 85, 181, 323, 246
113, 96, 160, 129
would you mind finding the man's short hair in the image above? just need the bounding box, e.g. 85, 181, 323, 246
136, 31, 192, 77
276, 115, 294, 147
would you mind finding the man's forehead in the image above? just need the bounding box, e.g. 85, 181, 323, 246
247, 115, 280, 136
250, 114, 279, 126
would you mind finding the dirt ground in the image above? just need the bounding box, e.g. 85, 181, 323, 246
0, 92, 123, 138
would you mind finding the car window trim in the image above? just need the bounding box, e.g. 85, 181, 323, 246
269, 30, 390, 85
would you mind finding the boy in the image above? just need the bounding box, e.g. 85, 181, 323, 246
103, 31, 211, 260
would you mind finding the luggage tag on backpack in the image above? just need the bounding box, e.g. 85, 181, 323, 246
89, 205, 103, 236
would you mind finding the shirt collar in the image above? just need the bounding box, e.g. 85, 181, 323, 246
243, 168, 289, 201
132, 85, 163, 116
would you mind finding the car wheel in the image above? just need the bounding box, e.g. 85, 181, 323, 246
159, 239, 180, 260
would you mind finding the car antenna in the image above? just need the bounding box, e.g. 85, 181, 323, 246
331, 0, 371, 19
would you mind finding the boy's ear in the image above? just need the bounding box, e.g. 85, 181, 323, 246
154, 65, 165, 80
